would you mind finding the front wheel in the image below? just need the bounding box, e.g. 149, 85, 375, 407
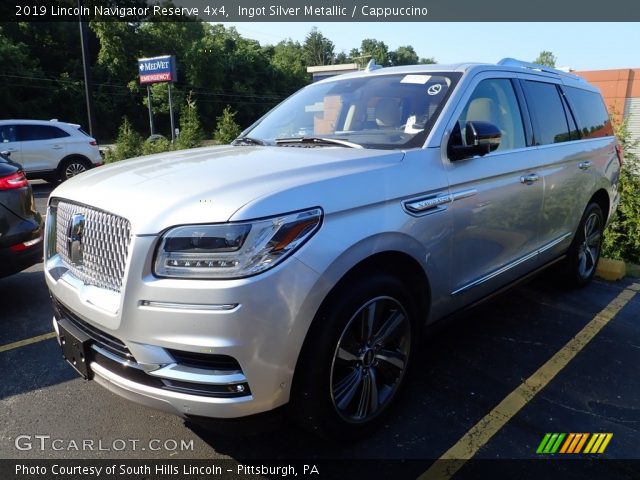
562, 202, 604, 287
291, 274, 418, 439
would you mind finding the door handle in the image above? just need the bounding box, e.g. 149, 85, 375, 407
520, 173, 539, 185
578, 161, 592, 170
5, 148, 17, 152
52, 145, 64, 150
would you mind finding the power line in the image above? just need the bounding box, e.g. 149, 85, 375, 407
0, 71, 290, 101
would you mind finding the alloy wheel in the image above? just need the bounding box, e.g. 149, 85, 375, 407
577, 212, 602, 279
330, 296, 411, 423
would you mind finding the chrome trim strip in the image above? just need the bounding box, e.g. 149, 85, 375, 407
405, 194, 452, 213
403, 189, 478, 217
148, 363, 246, 385
452, 232, 573, 296
92, 344, 143, 370
451, 189, 478, 201
139, 301, 240, 312
538, 232, 573, 253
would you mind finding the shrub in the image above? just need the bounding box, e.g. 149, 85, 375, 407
141, 137, 173, 156
104, 117, 143, 163
175, 94, 204, 150
602, 117, 640, 264
213, 106, 241, 144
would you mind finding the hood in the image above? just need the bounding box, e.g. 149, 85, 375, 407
51, 145, 404, 234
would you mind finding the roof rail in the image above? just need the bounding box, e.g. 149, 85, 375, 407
498, 58, 583, 81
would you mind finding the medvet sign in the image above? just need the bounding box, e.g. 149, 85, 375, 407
138, 55, 177, 84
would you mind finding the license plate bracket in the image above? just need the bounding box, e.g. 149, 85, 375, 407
57, 318, 93, 380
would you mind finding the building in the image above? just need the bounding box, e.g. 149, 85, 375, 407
575, 68, 640, 158
306, 63, 359, 82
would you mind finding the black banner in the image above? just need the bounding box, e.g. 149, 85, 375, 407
2, 459, 640, 480
4, 0, 640, 22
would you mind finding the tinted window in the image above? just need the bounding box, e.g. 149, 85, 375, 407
451, 78, 526, 152
18, 125, 70, 141
0, 125, 17, 143
560, 94, 581, 141
564, 86, 613, 139
524, 81, 571, 145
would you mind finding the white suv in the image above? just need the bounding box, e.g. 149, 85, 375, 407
0, 119, 102, 182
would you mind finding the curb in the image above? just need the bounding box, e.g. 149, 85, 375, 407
595, 258, 626, 281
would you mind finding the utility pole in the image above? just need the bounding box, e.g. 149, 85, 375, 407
78, 0, 96, 137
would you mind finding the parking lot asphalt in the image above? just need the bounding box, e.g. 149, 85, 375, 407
1, 182, 639, 479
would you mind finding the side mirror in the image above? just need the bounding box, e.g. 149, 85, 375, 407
0, 150, 10, 157
449, 121, 502, 161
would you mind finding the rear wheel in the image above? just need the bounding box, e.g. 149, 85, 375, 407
59, 157, 90, 182
562, 202, 604, 287
291, 274, 418, 439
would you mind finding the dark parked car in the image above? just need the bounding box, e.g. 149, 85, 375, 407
0, 151, 43, 277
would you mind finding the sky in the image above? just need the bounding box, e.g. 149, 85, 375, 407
221, 22, 640, 71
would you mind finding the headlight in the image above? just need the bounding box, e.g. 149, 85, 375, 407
154, 208, 322, 279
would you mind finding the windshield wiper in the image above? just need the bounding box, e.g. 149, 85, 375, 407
232, 136, 268, 146
275, 137, 363, 149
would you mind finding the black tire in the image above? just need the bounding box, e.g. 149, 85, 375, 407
290, 273, 419, 440
59, 157, 90, 182
561, 202, 604, 288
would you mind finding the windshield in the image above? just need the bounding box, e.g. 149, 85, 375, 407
245, 72, 460, 149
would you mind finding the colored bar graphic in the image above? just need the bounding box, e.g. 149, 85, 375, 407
538, 433, 613, 454
567, 433, 583, 453
550, 433, 565, 453
584, 434, 598, 454
560, 433, 575, 453
598, 433, 613, 453
544, 433, 559, 453
574, 433, 588, 453
536, 433, 552, 454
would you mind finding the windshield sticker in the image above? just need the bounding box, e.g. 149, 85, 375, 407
427, 84, 443, 95
401, 74, 432, 84
304, 102, 324, 112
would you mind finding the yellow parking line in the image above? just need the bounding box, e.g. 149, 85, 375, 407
419, 283, 640, 480
0, 331, 57, 353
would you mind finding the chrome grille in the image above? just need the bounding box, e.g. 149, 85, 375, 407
55, 200, 131, 292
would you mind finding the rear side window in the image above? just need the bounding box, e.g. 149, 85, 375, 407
564, 86, 613, 138
523, 81, 571, 145
0, 125, 17, 143
18, 125, 70, 141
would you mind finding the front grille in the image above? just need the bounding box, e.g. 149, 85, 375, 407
55, 200, 131, 292
53, 298, 135, 362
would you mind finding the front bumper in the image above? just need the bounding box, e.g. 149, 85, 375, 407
46, 234, 324, 419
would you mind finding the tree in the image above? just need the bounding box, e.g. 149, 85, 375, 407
303, 27, 335, 66
270, 39, 308, 91
360, 39, 390, 66
534, 51, 557, 68
176, 93, 204, 149
213, 106, 241, 144
390, 45, 419, 66
104, 117, 143, 163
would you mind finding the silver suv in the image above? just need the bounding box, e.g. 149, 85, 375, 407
44, 59, 621, 438
0, 119, 102, 182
